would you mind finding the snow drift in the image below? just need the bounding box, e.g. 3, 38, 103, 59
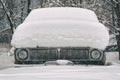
11, 7, 109, 50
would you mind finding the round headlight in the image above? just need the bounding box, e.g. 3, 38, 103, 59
17, 50, 28, 60
90, 50, 101, 60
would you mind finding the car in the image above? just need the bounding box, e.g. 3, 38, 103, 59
11, 7, 109, 65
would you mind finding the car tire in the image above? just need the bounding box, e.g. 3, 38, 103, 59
99, 54, 106, 65
14, 60, 21, 64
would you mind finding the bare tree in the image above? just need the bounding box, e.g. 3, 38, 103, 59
0, 0, 14, 34
111, 0, 120, 59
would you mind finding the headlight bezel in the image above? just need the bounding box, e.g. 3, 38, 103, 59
90, 49, 103, 60
15, 49, 29, 60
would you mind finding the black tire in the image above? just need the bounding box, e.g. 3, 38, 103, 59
99, 54, 106, 65
14, 60, 27, 64
14, 60, 21, 64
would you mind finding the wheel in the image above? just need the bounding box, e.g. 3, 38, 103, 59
99, 54, 106, 65
14, 60, 21, 64
14, 60, 28, 64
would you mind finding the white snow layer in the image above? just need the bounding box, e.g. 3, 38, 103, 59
24, 7, 99, 23
11, 7, 109, 50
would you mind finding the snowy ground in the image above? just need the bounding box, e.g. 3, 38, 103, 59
0, 49, 120, 80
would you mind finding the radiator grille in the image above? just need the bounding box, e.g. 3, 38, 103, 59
30, 48, 58, 60
60, 48, 89, 59
29, 47, 89, 61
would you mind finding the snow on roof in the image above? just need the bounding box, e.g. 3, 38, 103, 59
24, 7, 99, 23
11, 7, 109, 50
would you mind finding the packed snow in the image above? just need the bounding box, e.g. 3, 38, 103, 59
0, 62, 120, 80
11, 7, 109, 50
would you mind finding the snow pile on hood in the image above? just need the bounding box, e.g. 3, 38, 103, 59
11, 7, 109, 50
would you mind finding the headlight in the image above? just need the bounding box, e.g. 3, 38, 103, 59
17, 50, 28, 60
90, 50, 101, 60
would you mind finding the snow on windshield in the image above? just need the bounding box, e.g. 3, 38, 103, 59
11, 7, 109, 50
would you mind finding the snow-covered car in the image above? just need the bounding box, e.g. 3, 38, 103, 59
11, 7, 109, 65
